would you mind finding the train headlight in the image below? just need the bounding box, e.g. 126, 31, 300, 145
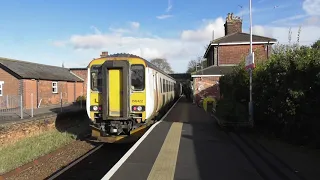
132, 105, 144, 112
93, 106, 98, 111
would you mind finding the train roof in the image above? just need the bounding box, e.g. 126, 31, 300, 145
106, 53, 176, 81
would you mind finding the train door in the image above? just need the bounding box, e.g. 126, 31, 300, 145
101, 60, 130, 120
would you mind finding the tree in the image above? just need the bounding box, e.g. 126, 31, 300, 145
186, 56, 207, 73
312, 39, 320, 49
150, 58, 174, 74
186, 59, 197, 73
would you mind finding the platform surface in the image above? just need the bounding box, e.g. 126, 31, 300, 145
108, 97, 263, 180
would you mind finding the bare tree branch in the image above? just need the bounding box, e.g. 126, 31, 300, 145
150, 58, 174, 74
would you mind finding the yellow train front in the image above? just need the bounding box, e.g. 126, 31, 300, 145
86, 53, 181, 143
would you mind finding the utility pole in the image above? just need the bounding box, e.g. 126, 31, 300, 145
249, 0, 254, 127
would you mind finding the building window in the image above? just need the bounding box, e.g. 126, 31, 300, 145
52, 82, 58, 93
0, 81, 3, 96
131, 65, 145, 91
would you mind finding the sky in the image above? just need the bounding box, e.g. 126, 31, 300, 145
0, 0, 319, 73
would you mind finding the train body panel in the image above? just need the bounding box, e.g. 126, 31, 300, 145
86, 53, 181, 141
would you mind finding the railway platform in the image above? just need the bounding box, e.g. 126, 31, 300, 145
102, 97, 264, 180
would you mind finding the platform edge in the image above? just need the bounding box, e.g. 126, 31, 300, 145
101, 95, 182, 180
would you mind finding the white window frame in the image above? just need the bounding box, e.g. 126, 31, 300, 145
52, 81, 58, 94
0, 81, 3, 96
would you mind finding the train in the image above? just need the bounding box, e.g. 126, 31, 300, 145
86, 52, 182, 142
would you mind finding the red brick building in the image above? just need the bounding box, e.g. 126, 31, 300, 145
192, 13, 277, 105
69, 68, 88, 97
0, 57, 84, 109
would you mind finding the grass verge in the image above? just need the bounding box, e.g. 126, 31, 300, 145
0, 129, 76, 174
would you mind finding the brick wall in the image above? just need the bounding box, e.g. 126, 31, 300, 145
23, 79, 37, 109
40, 80, 71, 107
70, 69, 87, 97
23, 80, 85, 109
193, 76, 221, 105
75, 82, 84, 98
0, 67, 20, 97
218, 44, 270, 65
224, 21, 242, 35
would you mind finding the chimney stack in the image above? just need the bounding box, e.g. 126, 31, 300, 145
100, 51, 108, 58
224, 13, 242, 36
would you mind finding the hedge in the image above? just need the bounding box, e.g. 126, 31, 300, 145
216, 40, 320, 146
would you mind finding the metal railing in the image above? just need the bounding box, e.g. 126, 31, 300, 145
0, 95, 22, 119
0, 92, 85, 122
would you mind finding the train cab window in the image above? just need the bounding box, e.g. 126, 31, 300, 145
131, 65, 145, 91
91, 66, 102, 92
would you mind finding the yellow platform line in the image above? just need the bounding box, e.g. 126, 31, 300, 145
147, 122, 183, 180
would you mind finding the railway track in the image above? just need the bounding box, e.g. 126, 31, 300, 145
225, 129, 307, 180
45, 97, 182, 180
46, 142, 135, 180
45, 126, 150, 180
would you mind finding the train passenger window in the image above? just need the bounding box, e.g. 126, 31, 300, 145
160, 78, 162, 93
165, 80, 167, 92
91, 66, 102, 92
131, 65, 145, 91
163, 79, 165, 92
166, 80, 168, 92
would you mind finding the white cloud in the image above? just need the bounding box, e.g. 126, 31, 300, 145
271, 14, 308, 25
130, 21, 140, 29
303, 0, 320, 16
90, 26, 102, 35
181, 17, 225, 42
52, 40, 66, 47
157, 0, 173, 20
305, 16, 320, 25
53, 14, 320, 72
252, 25, 320, 45
166, 0, 173, 12
156, 14, 173, 19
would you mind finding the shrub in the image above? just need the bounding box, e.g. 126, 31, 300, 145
216, 39, 320, 146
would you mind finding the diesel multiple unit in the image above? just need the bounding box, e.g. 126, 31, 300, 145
86, 53, 182, 142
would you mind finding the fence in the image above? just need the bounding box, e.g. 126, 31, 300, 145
0, 92, 85, 121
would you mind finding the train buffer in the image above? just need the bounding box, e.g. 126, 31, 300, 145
102, 97, 299, 180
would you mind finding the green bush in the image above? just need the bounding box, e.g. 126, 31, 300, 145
75, 96, 86, 105
76, 95, 86, 102
216, 39, 320, 146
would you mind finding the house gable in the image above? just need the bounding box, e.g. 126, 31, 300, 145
203, 13, 277, 67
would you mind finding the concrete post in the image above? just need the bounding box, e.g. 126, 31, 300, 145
20, 95, 23, 119
31, 93, 34, 117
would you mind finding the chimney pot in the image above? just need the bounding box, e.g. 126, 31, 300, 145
100, 51, 108, 58
224, 12, 242, 36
